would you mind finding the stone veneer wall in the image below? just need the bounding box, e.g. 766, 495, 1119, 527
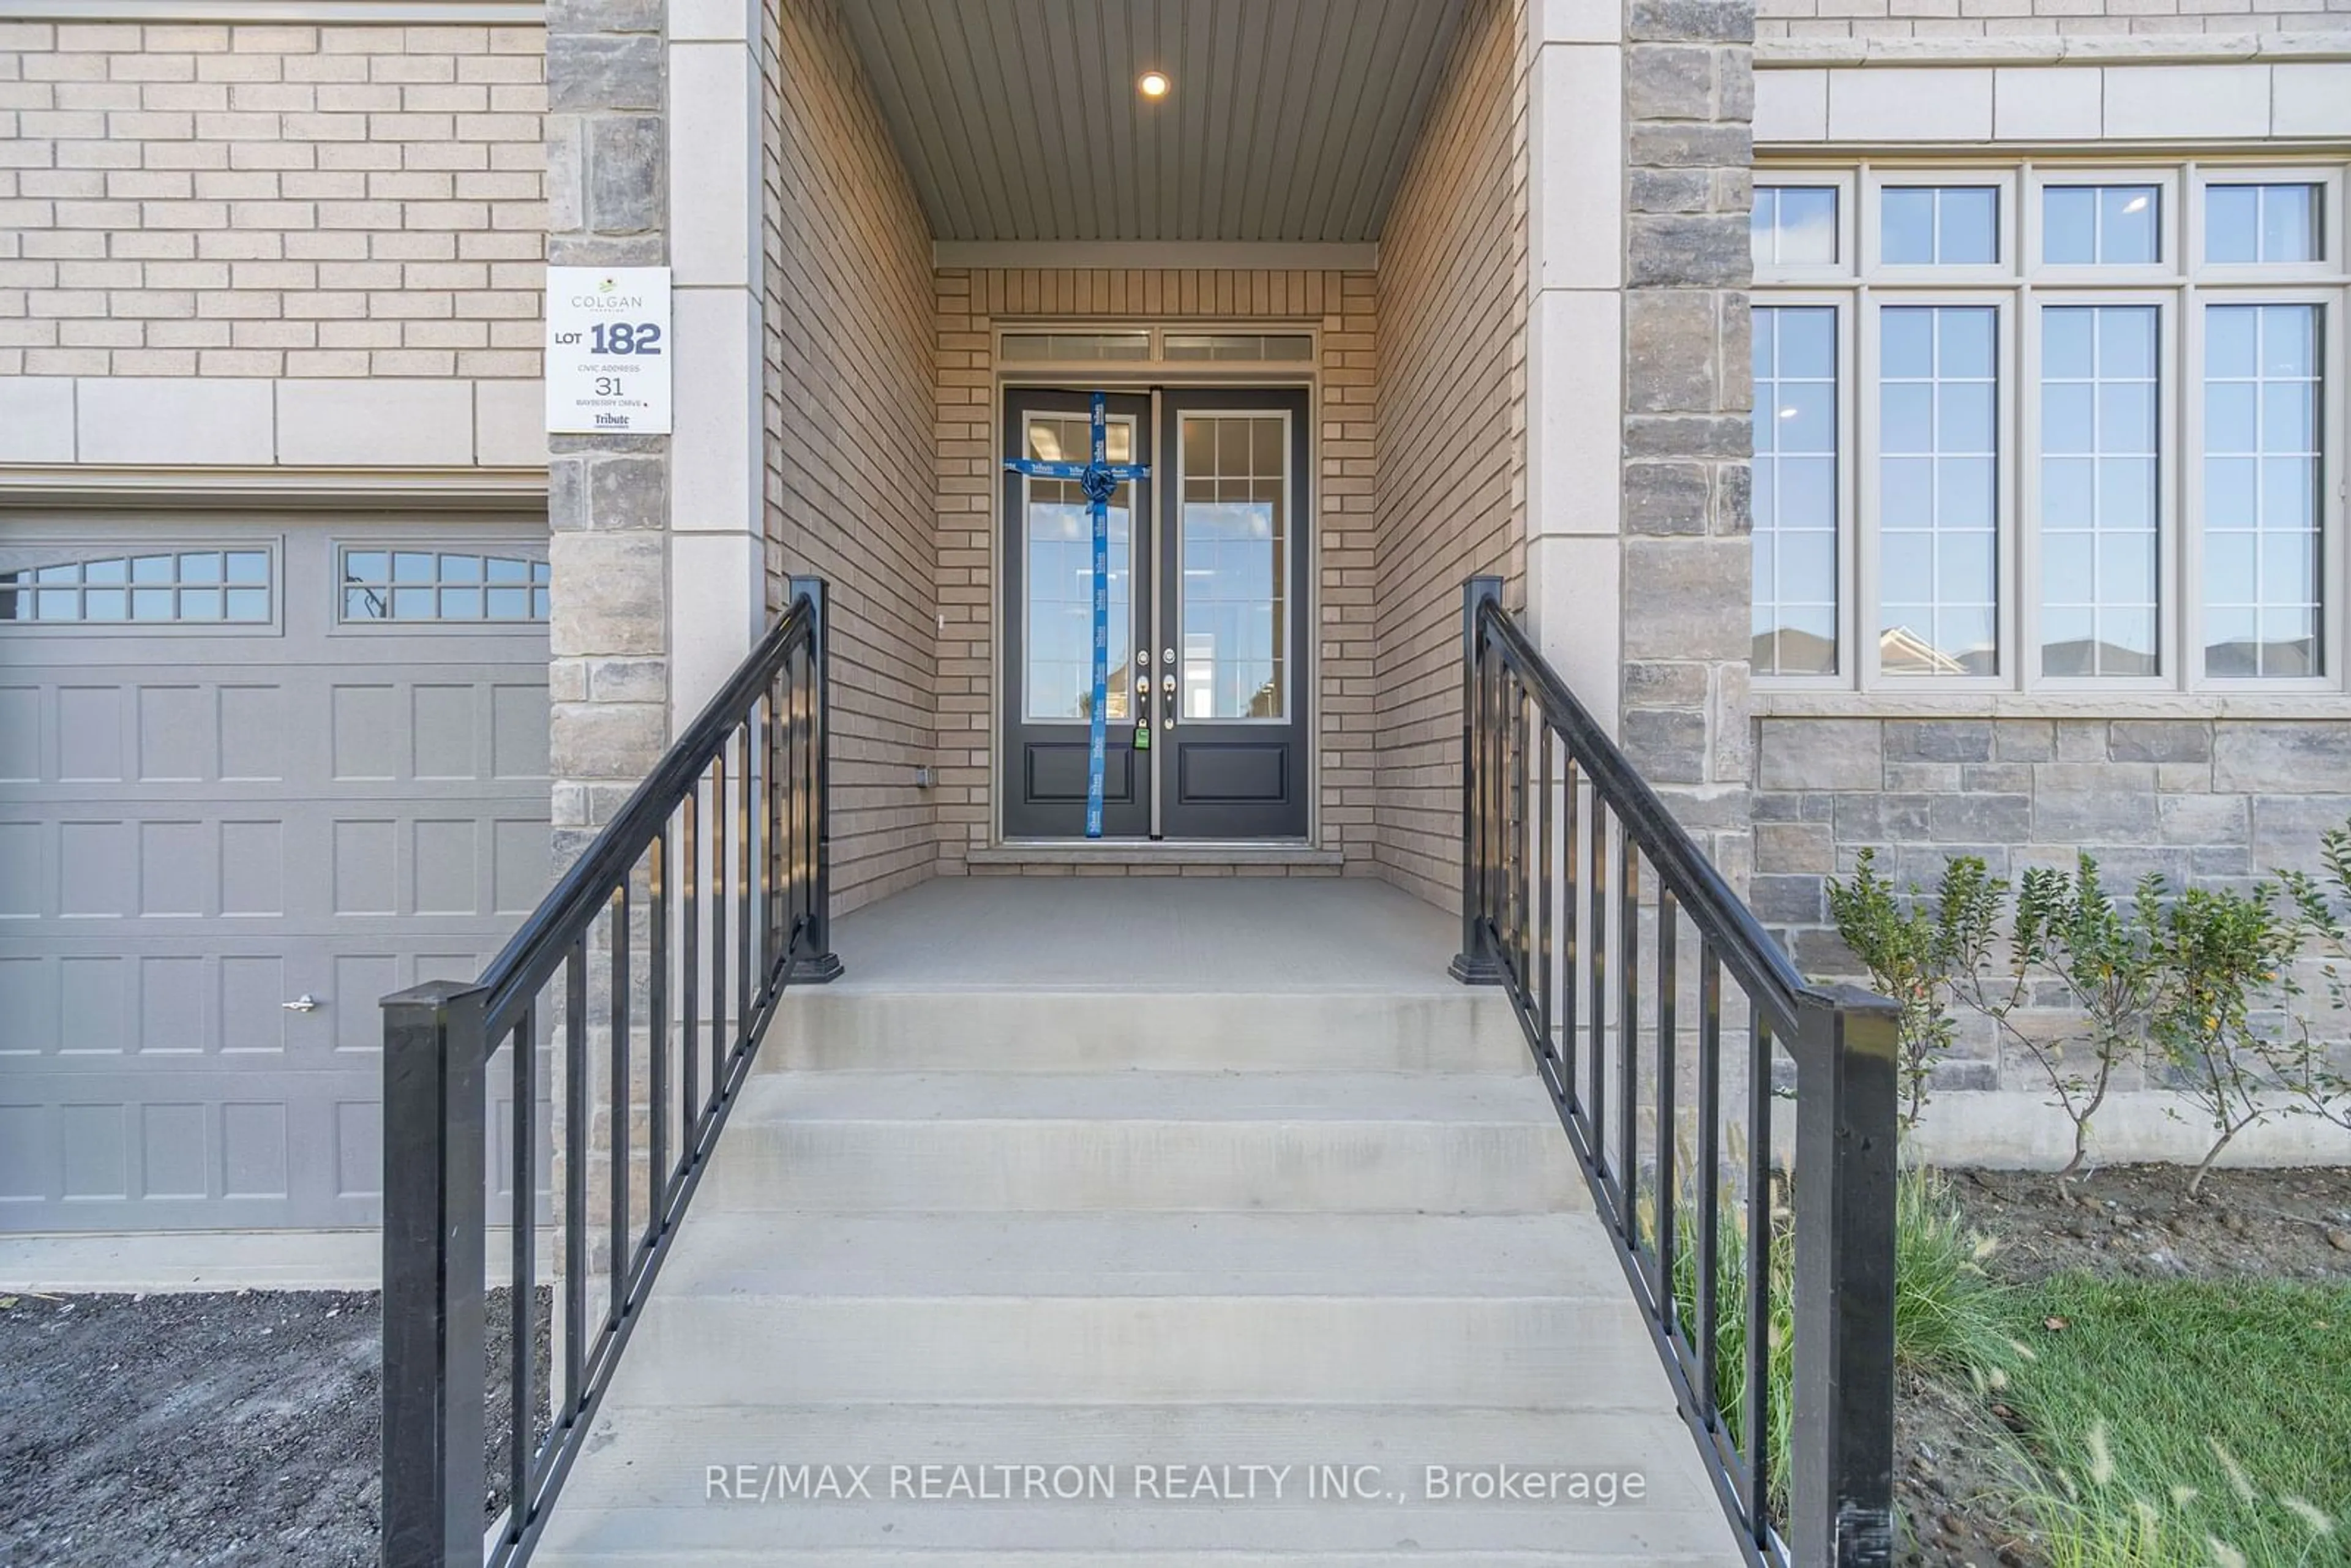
0, 19, 544, 380
765, 0, 939, 913
544, 0, 665, 863
931, 266, 1378, 877
1755, 713, 2351, 1097
1371, 0, 1529, 909
1618, 0, 1757, 871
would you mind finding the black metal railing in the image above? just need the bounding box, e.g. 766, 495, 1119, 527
379, 578, 841, 1568
1451, 577, 1900, 1568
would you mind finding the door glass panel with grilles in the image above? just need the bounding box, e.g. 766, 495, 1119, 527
1000, 386, 1309, 841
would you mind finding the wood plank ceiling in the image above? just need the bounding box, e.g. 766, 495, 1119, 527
837, 0, 1469, 244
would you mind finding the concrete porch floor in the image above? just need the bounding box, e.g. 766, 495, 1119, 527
825, 875, 1461, 994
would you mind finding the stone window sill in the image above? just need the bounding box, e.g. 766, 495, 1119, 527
1753, 689, 2351, 723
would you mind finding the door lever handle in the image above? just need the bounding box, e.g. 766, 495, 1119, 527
281, 994, 321, 1013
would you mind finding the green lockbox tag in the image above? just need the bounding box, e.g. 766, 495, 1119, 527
1134, 722, 1150, 751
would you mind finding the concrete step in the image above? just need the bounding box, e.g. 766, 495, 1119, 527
531, 1404, 1736, 1564
654, 1212, 1624, 1299
622, 1292, 1659, 1407
699, 1073, 1584, 1215
769, 989, 1528, 1074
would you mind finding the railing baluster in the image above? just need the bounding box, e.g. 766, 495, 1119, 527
1654, 891, 1679, 1325
508, 1003, 536, 1536
790, 659, 809, 947
1745, 1015, 1774, 1537
1588, 802, 1608, 1177
681, 792, 699, 1130
1561, 757, 1580, 1098
710, 748, 729, 1096
647, 829, 669, 1218
563, 938, 586, 1414
608, 882, 628, 1326
736, 719, 753, 1048
1619, 845, 1641, 1245
1535, 722, 1553, 1060
771, 686, 790, 982
1515, 685, 1532, 990
1696, 942, 1722, 1418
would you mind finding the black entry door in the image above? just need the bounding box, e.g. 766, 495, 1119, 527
1153, 388, 1310, 839
1001, 389, 1152, 839
1000, 386, 1310, 841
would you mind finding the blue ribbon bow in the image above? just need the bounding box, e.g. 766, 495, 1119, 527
1005, 392, 1150, 838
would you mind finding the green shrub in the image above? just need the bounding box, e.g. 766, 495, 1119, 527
2145, 885, 2303, 1196
1826, 850, 2004, 1131
1662, 1154, 2006, 1521
1959, 856, 2167, 1179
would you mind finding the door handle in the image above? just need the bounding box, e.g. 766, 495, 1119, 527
281, 994, 321, 1013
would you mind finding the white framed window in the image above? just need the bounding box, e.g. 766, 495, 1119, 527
1755, 159, 2350, 692
338, 548, 550, 625
0, 546, 275, 627
1753, 297, 1850, 677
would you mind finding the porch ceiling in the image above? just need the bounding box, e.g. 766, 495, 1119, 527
838, 0, 1468, 245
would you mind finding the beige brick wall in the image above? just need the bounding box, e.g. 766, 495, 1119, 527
1758, 0, 2351, 40
932, 268, 1379, 874
763, 0, 940, 914
0, 21, 544, 379
1371, 0, 1528, 909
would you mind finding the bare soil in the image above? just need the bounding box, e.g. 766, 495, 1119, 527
1948, 1163, 2351, 1285
0, 1286, 546, 1568
1892, 1163, 2351, 1568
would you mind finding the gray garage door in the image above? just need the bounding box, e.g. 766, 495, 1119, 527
0, 518, 552, 1232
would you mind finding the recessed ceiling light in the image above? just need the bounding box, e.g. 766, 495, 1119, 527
1138, 70, 1171, 100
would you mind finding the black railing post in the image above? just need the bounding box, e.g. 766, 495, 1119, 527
1790, 986, 1901, 1567
381, 979, 490, 1568
789, 574, 844, 983
1449, 574, 1504, 984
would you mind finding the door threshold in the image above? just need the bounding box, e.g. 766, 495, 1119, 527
967, 841, 1345, 869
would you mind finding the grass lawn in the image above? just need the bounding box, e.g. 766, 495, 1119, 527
1990, 1275, 2351, 1567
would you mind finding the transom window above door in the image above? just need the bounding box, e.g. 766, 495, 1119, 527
996, 326, 1316, 366
1752, 160, 2349, 692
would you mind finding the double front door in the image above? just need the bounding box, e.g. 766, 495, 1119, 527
1002, 388, 1310, 841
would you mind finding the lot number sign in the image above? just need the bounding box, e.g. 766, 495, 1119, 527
546, 266, 672, 434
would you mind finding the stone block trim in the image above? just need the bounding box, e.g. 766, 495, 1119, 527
1753, 712, 2351, 1093
765, 0, 939, 915
1372, 0, 1528, 910
1757, 0, 2351, 39
0, 21, 546, 380
1622, 0, 1756, 873
931, 266, 1378, 879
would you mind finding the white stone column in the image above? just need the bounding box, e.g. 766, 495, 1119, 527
1523, 0, 1627, 741
667, 0, 768, 724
